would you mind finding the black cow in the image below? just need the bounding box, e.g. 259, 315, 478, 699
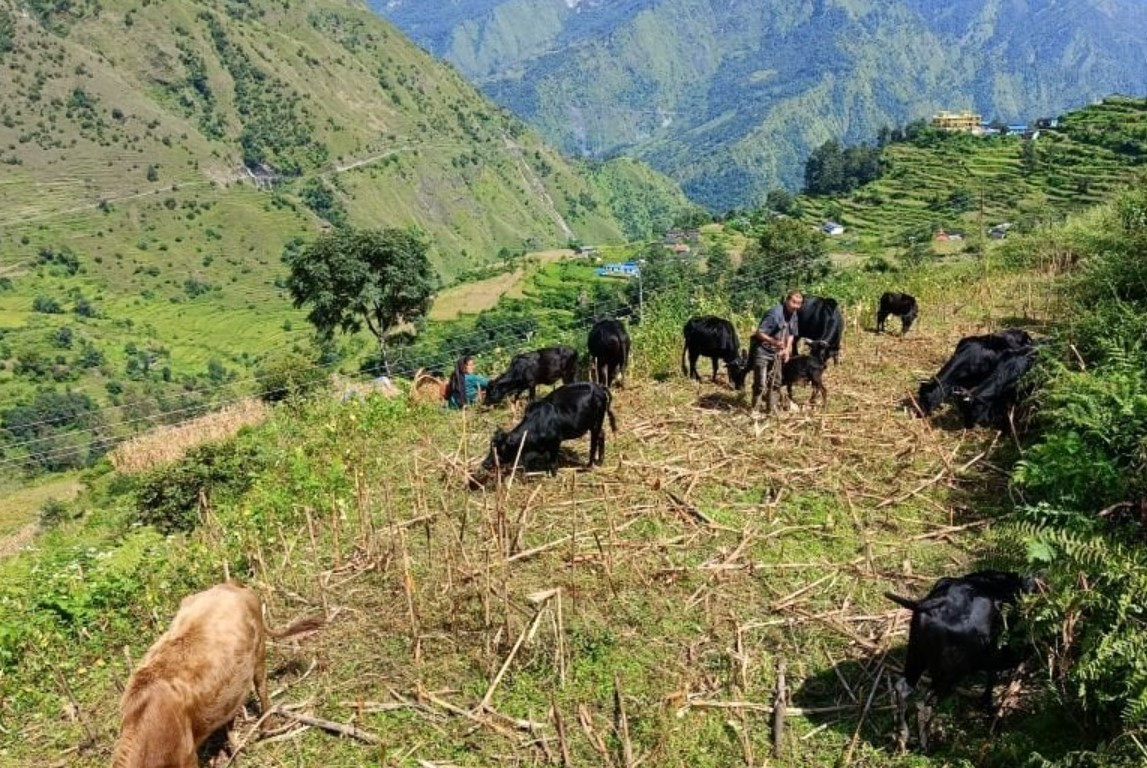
954, 348, 1037, 428
796, 295, 844, 365
916, 329, 1033, 416
588, 318, 630, 388
886, 571, 1036, 752
681, 316, 748, 389
482, 382, 617, 476
779, 354, 827, 407
877, 292, 919, 335
485, 345, 579, 405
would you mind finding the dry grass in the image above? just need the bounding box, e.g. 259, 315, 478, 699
30, 269, 1062, 767
223, 272, 1055, 765
430, 249, 574, 321
108, 398, 270, 474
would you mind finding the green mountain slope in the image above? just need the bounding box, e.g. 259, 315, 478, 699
375, 0, 1147, 210
798, 96, 1147, 251
0, 0, 689, 463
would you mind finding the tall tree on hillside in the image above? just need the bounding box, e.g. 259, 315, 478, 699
804, 140, 845, 195
285, 227, 437, 374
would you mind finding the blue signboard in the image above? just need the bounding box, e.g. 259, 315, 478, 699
596, 261, 641, 278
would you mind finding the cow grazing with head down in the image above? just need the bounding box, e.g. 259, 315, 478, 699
916, 329, 1033, 416
482, 382, 617, 476
886, 570, 1037, 752
681, 315, 748, 389
954, 348, 1037, 428
877, 292, 919, 335
796, 295, 844, 365
588, 318, 630, 388
485, 345, 579, 405
113, 582, 322, 768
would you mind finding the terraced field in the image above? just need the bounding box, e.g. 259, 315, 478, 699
800, 97, 1147, 253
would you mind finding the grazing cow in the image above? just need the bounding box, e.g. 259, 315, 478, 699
916, 329, 1034, 416
886, 571, 1035, 752
588, 318, 630, 388
954, 348, 1037, 428
485, 345, 579, 405
796, 295, 844, 365
113, 582, 322, 768
778, 353, 828, 407
681, 315, 748, 389
482, 382, 617, 476
877, 292, 919, 334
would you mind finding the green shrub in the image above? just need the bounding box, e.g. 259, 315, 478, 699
257, 352, 327, 402
135, 440, 264, 533
38, 497, 72, 529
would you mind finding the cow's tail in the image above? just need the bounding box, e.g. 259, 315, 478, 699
267, 614, 326, 639
681, 340, 688, 376
605, 387, 618, 433
884, 592, 919, 612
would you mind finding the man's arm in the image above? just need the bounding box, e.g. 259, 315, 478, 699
753, 310, 785, 348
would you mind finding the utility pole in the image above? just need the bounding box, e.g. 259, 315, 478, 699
979, 187, 986, 256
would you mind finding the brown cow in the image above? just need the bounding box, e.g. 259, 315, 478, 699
112, 582, 321, 768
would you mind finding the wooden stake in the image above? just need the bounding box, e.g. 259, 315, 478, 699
551, 695, 573, 768
613, 673, 635, 768
772, 659, 786, 758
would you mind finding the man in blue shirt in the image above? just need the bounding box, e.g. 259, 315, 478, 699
750, 291, 802, 413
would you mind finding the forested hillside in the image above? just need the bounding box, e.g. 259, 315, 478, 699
375, 0, 1147, 209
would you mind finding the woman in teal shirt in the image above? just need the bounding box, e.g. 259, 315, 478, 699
447, 355, 488, 408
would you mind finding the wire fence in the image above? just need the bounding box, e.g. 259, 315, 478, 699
0, 252, 828, 474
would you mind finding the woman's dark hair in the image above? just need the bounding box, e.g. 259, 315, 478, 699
447, 355, 474, 407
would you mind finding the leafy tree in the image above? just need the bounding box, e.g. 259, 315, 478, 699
285, 227, 437, 373
32, 296, 63, 314
298, 177, 347, 228
731, 219, 829, 309
804, 141, 883, 195
765, 188, 797, 216
947, 187, 975, 213
804, 140, 844, 195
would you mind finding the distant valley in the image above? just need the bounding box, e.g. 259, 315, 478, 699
374, 0, 1147, 209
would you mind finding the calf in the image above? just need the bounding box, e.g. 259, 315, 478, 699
796, 295, 844, 365
485, 345, 578, 405
588, 318, 630, 388
877, 292, 919, 334
482, 382, 617, 476
681, 315, 748, 389
916, 329, 1033, 415
113, 582, 321, 768
886, 570, 1035, 752
778, 354, 827, 407
955, 348, 1037, 428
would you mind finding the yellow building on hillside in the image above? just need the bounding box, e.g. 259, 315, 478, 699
931, 110, 983, 133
